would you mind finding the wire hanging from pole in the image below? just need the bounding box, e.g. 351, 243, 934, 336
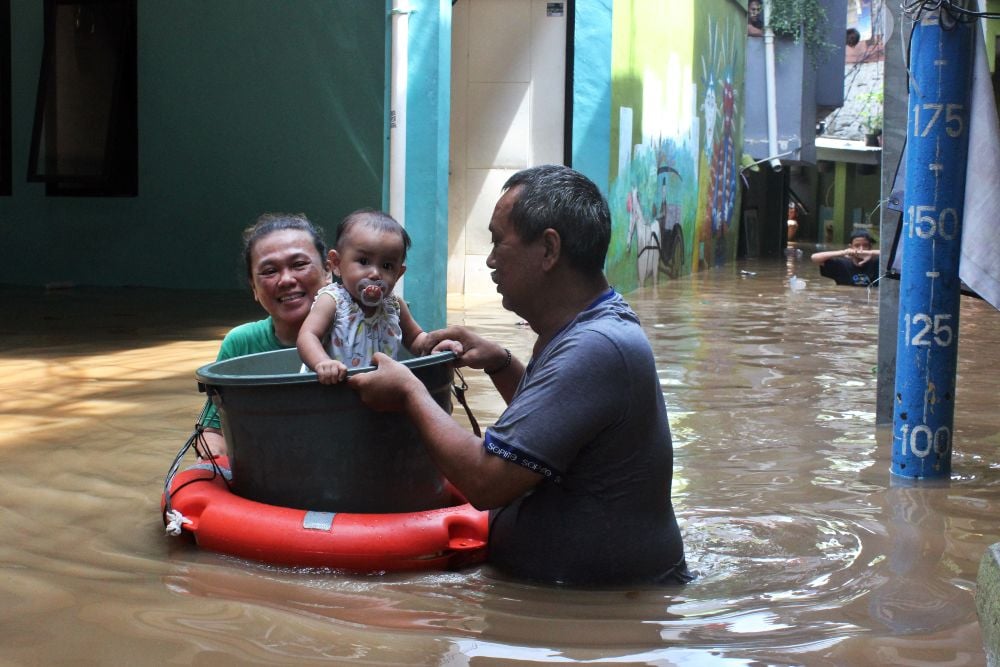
900, 0, 1000, 23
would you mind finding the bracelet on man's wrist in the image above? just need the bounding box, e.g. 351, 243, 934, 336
484, 348, 512, 376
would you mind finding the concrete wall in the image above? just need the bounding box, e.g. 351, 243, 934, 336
743, 0, 847, 163
744, 35, 816, 164
446, 0, 567, 299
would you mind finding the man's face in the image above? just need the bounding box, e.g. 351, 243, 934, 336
849, 237, 872, 252
749, 1, 762, 19
848, 236, 872, 265
486, 187, 546, 318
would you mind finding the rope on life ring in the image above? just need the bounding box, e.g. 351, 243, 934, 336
164, 510, 192, 536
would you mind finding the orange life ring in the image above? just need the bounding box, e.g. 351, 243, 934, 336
162, 458, 489, 572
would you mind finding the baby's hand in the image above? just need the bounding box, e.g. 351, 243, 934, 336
431, 339, 464, 357
409, 331, 431, 356
315, 359, 348, 384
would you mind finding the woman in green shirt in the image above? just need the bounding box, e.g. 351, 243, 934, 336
199, 212, 331, 457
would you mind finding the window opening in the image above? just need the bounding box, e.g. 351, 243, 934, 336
0, 0, 11, 196
27, 0, 137, 196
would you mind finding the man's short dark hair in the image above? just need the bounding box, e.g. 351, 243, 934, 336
502, 165, 611, 275
849, 228, 875, 244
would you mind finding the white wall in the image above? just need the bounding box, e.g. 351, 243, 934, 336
448, 0, 566, 298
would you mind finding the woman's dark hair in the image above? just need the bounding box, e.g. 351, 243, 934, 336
334, 208, 412, 261
502, 165, 611, 275
241, 212, 327, 283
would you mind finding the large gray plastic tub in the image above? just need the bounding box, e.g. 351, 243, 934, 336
196, 348, 455, 513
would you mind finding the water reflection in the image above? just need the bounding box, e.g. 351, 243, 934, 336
1, 258, 999, 665
862, 480, 970, 635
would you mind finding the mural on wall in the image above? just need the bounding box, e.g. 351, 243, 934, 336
606, 0, 744, 292
606, 1, 698, 292
695, 10, 744, 270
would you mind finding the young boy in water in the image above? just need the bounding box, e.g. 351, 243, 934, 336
297, 209, 429, 384
810, 229, 881, 287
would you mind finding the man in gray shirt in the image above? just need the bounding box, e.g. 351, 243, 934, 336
349, 165, 690, 586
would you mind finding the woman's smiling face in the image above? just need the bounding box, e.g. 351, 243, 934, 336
249, 228, 329, 338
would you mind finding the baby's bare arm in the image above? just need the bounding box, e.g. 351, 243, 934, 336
398, 299, 429, 354
297, 292, 337, 373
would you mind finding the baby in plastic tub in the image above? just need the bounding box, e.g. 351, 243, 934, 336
297, 209, 429, 384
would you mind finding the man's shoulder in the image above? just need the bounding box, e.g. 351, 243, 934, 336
580, 293, 643, 337
559, 303, 650, 366
864, 260, 880, 278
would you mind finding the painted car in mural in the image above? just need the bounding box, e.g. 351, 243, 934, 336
626, 165, 685, 285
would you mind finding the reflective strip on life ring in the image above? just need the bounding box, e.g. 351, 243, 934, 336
162, 459, 488, 572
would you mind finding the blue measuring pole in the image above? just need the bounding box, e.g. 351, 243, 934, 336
892, 10, 975, 479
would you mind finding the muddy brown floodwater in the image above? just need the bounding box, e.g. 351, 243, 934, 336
1, 254, 998, 665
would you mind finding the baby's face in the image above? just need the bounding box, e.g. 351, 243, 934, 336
331, 225, 407, 309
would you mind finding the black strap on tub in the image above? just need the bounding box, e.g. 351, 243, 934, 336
451, 368, 482, 438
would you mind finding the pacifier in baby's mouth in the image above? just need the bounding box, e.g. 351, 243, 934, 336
358, 278, 388, 307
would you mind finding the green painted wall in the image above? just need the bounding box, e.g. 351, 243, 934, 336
1, 1, 386, 291
987, 0, 1000, 71
595, 0, 745, 292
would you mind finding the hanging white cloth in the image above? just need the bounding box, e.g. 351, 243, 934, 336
958, 17, 1000, 311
